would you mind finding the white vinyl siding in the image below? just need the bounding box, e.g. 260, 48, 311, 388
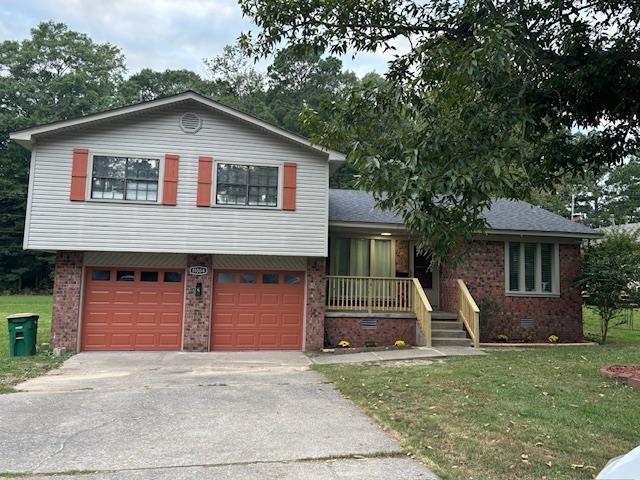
505, 241, 559, 296
25, 103, 329, 256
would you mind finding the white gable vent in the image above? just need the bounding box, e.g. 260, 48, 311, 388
179, 112, 202, 133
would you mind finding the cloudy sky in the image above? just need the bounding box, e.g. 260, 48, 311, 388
0, 0, 395, 78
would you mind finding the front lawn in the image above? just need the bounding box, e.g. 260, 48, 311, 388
0, 295, 65, 393
316, 311, 640, 480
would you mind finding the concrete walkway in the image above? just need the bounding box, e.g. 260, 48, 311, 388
309, 346, 486, 365
0, 352, 438, 480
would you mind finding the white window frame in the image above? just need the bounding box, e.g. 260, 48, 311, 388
85, 150, 164, 205
504, 241, 560, 297
212, 160, 283, 210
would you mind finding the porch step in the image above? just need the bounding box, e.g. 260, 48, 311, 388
432, 328, 468, 339
431, 320, 463, 330
432, 311, 458, 321
432, 337, 473, 347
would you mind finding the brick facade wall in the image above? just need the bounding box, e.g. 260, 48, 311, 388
325, 317, 416, 347
395, 240, 410, 274
305, 257, 326, 350
440, 240, 583, 342
183, 254, 213, 351
51, 251, 84, 352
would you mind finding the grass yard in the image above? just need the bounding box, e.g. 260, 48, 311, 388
316, 310, 640, 480
0, 295, 65, 393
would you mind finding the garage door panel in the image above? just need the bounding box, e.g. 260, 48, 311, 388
238, 293, 259, 306
258, 334, 278, 348
82, 268, 184, 351
260, 294, 281, 306
88, 290, 112, 303
214, 312, 235, 327
212, 269, 303, 351
281, 313, 300, 327
160, 312, 182, 326
211, 333, 234, 349
215, 292, 236, 306
259, 313, 278, 327
282, 294, 302, 305
237, 313, 257, 327
113, 290, 136, 303
137, 312, 158, 327
158, 334, 181, 347
235, 333, 258, 347
138, 291, 162, 304
134, 334, 156, 346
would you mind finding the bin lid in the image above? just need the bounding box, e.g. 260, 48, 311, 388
7, 313, 39, 320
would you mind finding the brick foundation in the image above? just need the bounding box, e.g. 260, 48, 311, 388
183, 254, 213, 351
440, 240, 583, 342
305, 257, 326, 350
51, 251, 84, 352
325, 316, 416, 347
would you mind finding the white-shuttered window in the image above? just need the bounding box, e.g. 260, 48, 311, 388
506, 241, 559, 295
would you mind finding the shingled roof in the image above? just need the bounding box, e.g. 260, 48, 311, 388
329, 189, 600, 237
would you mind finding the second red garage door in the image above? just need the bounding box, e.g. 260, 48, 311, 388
211, 270, 305, 350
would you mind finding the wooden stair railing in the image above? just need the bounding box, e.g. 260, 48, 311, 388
412, 278, 433, 347
457, 279, 480, 348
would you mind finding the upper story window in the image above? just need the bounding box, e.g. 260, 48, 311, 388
215, 163, 278, 207
506, 241, 559, 295
91, 156, 159, 202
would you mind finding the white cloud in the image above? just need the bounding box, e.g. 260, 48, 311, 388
0, 0, 391, 77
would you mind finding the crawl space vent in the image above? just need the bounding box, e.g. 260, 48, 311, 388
179, 112, 202, 133
520, 317, 534, 329
361, 319, 378, 329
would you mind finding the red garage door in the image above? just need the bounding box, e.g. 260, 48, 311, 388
211, 270, 305, 350
82, 268, 184, 351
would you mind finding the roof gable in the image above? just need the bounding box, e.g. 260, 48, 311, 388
10, 91, 346, 162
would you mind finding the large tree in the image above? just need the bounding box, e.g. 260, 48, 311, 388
239, 0, 640, 259
118, 68, 212, 103
266, 46, 358, 135
0, 21, 125, 291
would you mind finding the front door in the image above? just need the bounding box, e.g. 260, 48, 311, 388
412, 248, 439, 308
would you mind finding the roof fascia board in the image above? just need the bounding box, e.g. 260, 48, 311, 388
329, 221, 602, 239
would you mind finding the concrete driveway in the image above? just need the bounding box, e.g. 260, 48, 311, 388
0, 352, 437, 479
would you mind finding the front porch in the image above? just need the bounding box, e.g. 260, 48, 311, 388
325, 275, 480, 348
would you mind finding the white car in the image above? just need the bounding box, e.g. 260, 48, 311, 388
597, 445, 640, 479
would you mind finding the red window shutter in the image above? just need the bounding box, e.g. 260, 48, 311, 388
283, 162, 297, 211
162, 154, 179, 205
70, 148, 89, 201
197, 156, 213, 207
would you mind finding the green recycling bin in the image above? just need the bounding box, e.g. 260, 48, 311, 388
6, 313, 39, 357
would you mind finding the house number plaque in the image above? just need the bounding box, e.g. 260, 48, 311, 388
188, 266, 208, 276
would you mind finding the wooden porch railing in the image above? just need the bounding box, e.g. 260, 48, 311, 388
326, 276, 413, 312
412, 278, 433, 347
457, 279, 480, 348
325, 275, 433, 347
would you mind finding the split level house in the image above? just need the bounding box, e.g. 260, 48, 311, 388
11, 91, 601, 352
